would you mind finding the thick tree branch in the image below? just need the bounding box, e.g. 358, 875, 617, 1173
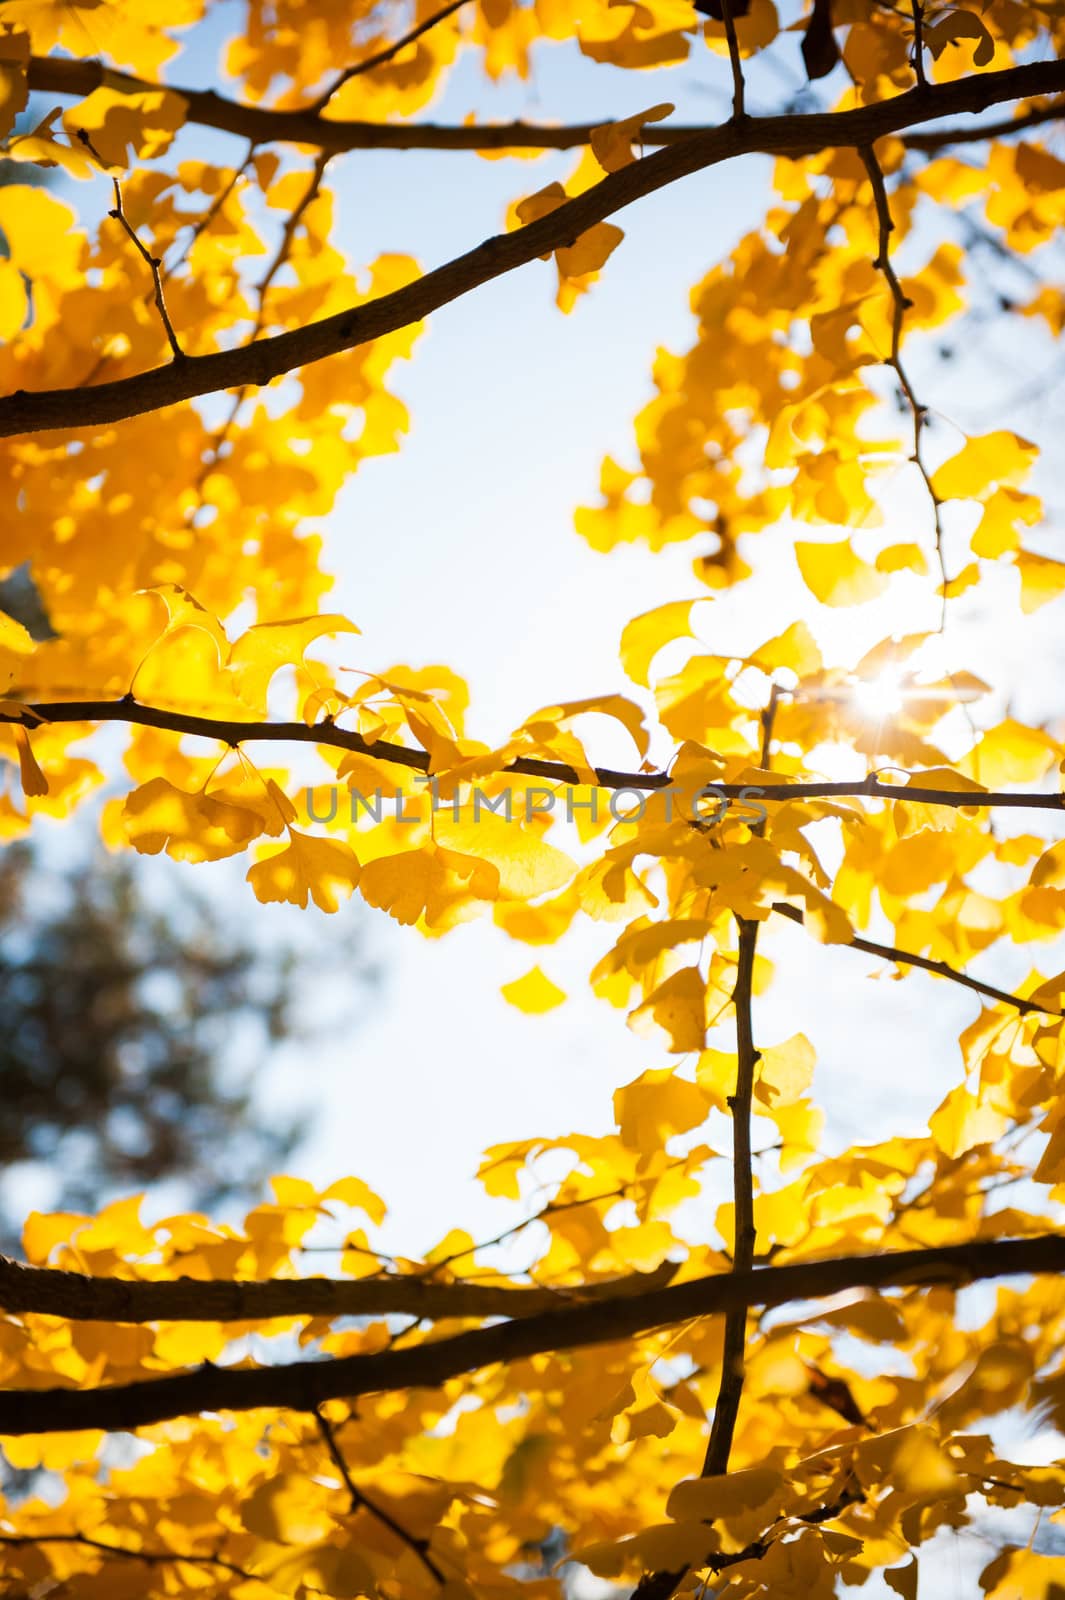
7, 60, 1065, 439
3, 699, 1064, 812
0, 1253, 677, 1324
27, 57, 1065, 158
0, 1235, 1060, 1435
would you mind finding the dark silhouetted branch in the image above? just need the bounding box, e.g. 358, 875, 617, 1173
7, 59, 1065, 438
0, 1235, 1060, 1435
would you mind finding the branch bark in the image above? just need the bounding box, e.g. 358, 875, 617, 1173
27, 56, 1065, 158
3, 699, 1065, 812
0, 1253, 676, 1324
769, 902, 1060, 1017
7, 59, 1065, 438
0, 1234, 1060, 1435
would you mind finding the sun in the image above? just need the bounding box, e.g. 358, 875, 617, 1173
849, 664, 908, 722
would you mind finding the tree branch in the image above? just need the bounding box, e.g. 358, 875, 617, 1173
769, 902, 1062, 1018
3, 698, 1064, 812
8, 60, 1065, 438
702, 920, 758, 1481
719, 0, 747, 121
0, 1253, 678, 1324
27, 58, 1065, 159
635, 697, 775, 1600
314, 1408, 446, 1583
78, 132, 185, 362
860, 141, 947, 625
0, 1235, 1060, 1435
0, 1532, 254, 1581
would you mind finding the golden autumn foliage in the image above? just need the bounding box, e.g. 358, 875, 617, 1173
3, 0, 1065, 1595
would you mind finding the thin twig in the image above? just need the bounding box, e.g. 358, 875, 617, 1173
859, 142, 946, 627
76, 131, 185, 362
718, 0, 747, 120
314, 1407, 446, 1583
311, 0, 470, 112
0, 1531, 253, 1580
184, 152, 332, 525
768, 902, 1063, 1018
699, 679, 778, 1474
161, 142, 258, 286
909, 0, 927, 87
636, 694, 779, 1600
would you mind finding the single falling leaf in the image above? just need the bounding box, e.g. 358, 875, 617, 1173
501, 966, 567, 1012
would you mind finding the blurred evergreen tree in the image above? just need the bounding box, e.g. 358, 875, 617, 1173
0, 839, 370, 1224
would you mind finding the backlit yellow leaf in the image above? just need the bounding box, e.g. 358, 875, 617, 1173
795, 539, 889, 606
628, 966, 707, 1053
590, 103, 674, 173
614, 1067, 710, 1153
247, 830, 360, 911
501, 965, 567, 1012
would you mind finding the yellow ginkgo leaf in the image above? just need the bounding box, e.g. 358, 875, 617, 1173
123, 777, 268, 862
359, 844, 498, 927
590, 103, 674, 173
247, 830, 360, 912
13, 726, 47, 796
1015, 551, 1065, 614
620, 600, 699, 687
613, 1067, 710, 1154
932, 430, 1037, 503
501, 966, 567, 1013
434, 810, 576, 900
229, 613, 360, 713
666, 1466, 785, 1521
320, 1176, 387, 1222
755, 1033, 816, 1108
795, 539, 889, 607
63, 85, 188, 168
240, 1473, 336, 1544
628, 966, 706, 1053
929, 1083, 1010, 1159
